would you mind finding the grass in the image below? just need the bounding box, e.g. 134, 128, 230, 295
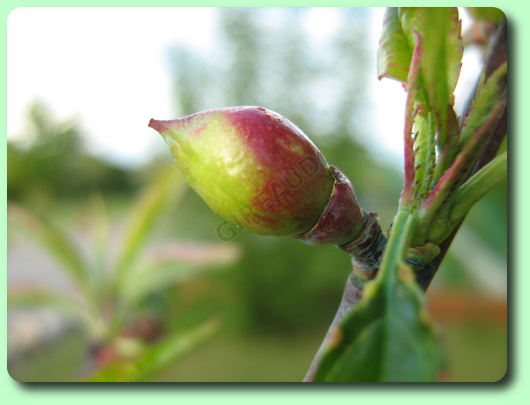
6, 316, 506, 382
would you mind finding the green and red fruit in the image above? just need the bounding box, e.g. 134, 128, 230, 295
149, 107, 334, 236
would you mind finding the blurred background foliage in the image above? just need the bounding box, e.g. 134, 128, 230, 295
7, 8, 506, 382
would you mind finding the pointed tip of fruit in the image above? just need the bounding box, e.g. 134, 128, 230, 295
148, 118, 169, 134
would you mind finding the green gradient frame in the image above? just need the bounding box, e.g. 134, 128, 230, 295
2, 0, 527, 401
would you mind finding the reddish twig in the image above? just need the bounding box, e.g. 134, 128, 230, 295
303, 20, 507, 381
436, 106, 460, 176
401, 31, 423, 206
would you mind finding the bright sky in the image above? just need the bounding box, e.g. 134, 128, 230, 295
7, 7, 480, 168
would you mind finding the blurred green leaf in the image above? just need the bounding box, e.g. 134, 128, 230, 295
400, 7, 462, 146
377, 7, 411, 83
83, 362, 136, 383
8, 288, 104, 337
88, 319, 219, 382
122, 243, 239, 306
86, 192, 110, 290
133, 318, 219, 381
9, 288, 80, 311
121, 263, 197, 306
466, 7, 505, 25
314, 212, 442, 382
9, 205, 90, 292
148, 242, 241, 266
497, 135, 507, 156
114, 166, 186, 287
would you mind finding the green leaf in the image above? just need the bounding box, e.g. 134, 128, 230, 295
460, 63, 507, 146
9, 205, 90, 291
413, 112, 437, 203
316, 279, 442, 381
9, 288, 80, 311
113, 166, 186, 287
314, 211, 443, 382
121, 242, 240, 305
87, 319, 219, 382
134, 318, 219, 381
449, 151, 507, 225
399, 7, 463, 146
120, 263, 196, 305
8, 289, 105, 337
148, 241, 241, 265
86, 192, 110, 291
425, 152, 507, 245
497, 136, 507, 155
377, 7, 412, 82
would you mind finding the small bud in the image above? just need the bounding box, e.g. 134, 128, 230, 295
149, 107, 333, 236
